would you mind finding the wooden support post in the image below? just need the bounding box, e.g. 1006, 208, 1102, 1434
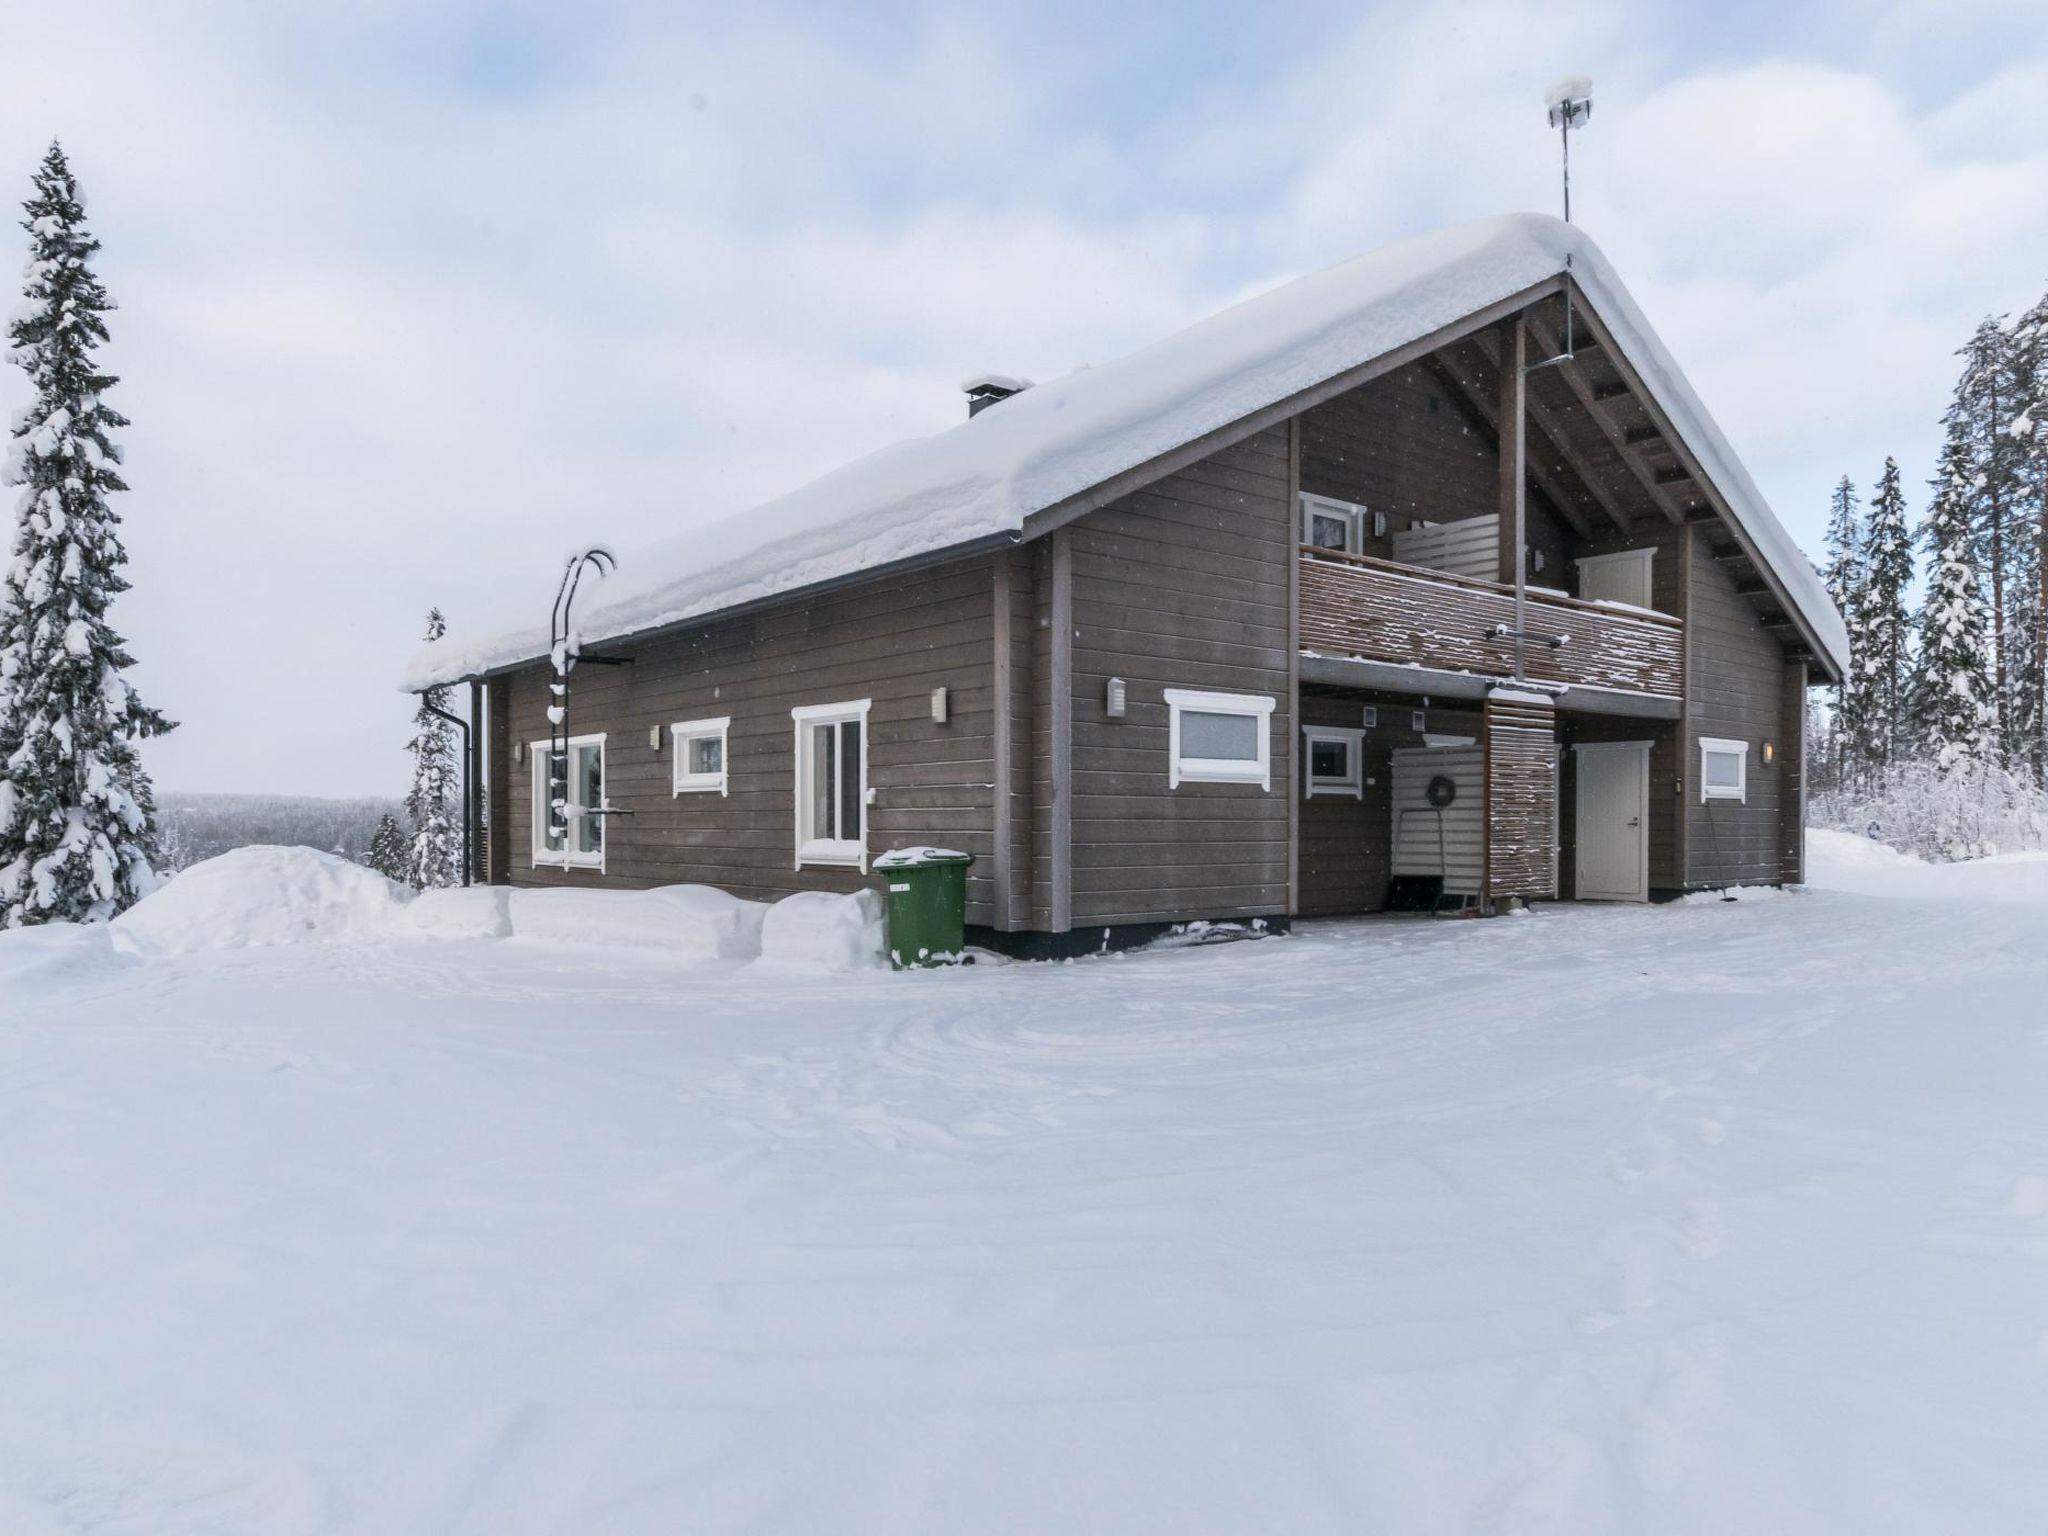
484, 676, 510, 883
991, 552, 1015, 931
1049, 527, 1074, 934
466, 679, 485, 885
1287, 416, 1302, 919
1781, 657, 1808, 885
1497, 318, 1527, 678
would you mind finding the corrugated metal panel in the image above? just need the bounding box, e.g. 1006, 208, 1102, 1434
1391, 515, 1499, 581
1390, 745, 1484, 893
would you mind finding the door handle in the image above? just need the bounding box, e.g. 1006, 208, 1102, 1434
1628, 817, 1640, 827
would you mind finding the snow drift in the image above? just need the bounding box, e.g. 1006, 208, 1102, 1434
505, 884, 767, 959
112, 846, 411, 954
758, 888, 886, 971
0, 920, 126, 990
104, 847, 884, 968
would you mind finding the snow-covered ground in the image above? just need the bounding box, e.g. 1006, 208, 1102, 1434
4, 832, 2046, 1533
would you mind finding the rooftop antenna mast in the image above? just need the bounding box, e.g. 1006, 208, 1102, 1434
1533, 76, 1594, 364
1545, 76, 1592, 224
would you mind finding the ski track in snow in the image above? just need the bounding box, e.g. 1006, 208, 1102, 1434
3, 838, 2047, 1532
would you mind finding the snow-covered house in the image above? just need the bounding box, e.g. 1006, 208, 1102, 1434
407, 214, 1847, 955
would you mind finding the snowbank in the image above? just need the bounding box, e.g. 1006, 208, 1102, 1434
0, 921, 126, 989
390, 885, 513, 940
408, 213, 1844, 692
507, 884, 766, 959
1807, 827, 2048, 902
112, 846, 412, 954
758, 888, 886, 971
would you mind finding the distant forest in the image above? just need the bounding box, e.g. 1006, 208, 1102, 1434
156, 793, 402, 873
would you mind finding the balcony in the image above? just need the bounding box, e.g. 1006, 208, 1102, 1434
1298, 547, 1683, 706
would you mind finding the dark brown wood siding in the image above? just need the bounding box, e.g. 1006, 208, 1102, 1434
1685, 526, 1791, 888
1065, 426, 1294, 926
495, 558, 1000, 921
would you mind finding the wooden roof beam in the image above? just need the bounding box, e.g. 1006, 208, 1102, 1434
1523, 310, 1686, 527
1420, 352, 1598, 539
1459, 332, 1635, 535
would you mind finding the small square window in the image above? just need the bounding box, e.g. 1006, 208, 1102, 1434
1303, 726, 1365, 799
1300, 493, 1367, 555
1165, 688, 1276, 789
671, 716, 731, 796
1699, 737, 1748, 803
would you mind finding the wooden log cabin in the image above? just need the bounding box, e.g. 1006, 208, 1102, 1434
407, 214, 1848, 956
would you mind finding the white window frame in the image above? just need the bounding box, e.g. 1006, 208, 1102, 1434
530, 732, 607, 870
1302, 725, 1365, 799
791, 698, 871, 870
1165, 688, 1276, 790
670, 715, 731, 796
1699, 736, 1749, 804
1576, 547, 1657, 609
1299, 492, 1368, 556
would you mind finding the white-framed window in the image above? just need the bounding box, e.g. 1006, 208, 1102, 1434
531, 733, 606, 868
1303, 725, 1365, 799
1300, 492, 1369, 555
792, 698, 871, 868
671, 715, 731, 796
1165, 688, 1276, 789
1699, 736, 1748, 803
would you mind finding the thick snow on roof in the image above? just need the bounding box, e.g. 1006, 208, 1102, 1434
408, 213, 1846, 689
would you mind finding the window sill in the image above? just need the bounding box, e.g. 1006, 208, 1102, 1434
533, 853, 605, 870
673, 777, 728, 797
797, 839, 865, 870
1305, 781, 1363, 799
1173, 761, 1272, 790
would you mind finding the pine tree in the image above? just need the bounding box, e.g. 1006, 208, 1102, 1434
1857, 457, 1916, 773
364, 813, 409, 881
1947, 317, 2025, 755
2009, 288, 2048, 780
1913, 441, 1996, 772
403, 608, 460, 890
1820, 475, 1865, 783
0, 144, 172, 926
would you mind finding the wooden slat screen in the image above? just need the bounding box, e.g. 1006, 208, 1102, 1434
1298, 547, 1683, 699
1483, 693, 1557, 904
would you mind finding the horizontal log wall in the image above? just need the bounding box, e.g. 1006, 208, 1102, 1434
1066, 426, 1294, 926
1685, 526, 1790, 888
1299, 549, 1683, 699
493, 557, 999, 920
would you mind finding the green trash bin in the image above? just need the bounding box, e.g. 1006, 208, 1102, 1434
874, 847, 974, 969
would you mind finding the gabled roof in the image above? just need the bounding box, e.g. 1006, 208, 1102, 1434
408, 213, 1847, 689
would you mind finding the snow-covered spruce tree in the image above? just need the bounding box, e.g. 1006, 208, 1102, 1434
402, 608, 460, 890
1947, 317, 2025, 754
1912, 441, 1995, 772
2008, 289, 2048, 779
1857, 457, 1916, 774
0, 143, 172, 926
1820, 474, 1865, 785
364, 812, 409, 882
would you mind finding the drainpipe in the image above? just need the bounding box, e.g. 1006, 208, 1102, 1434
419, 697, 475, 887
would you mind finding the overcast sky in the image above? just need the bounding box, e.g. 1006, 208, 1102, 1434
4, 0, 2045, 797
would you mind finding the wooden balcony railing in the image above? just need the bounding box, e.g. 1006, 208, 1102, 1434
1298, 547, 1684, 699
